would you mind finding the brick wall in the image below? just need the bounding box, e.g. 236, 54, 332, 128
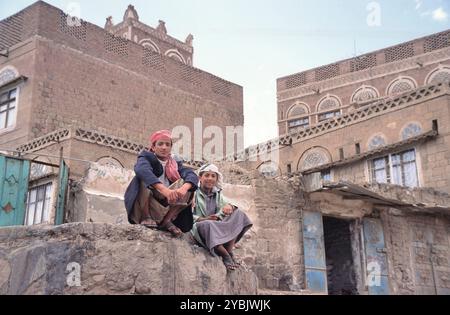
0, 1, 243, 160
278, 93, 450, 193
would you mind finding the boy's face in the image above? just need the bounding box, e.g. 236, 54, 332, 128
152, 137, 172, 160
200, 171, 218, 190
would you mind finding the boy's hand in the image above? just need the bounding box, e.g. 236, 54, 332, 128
222, 204, 234, 216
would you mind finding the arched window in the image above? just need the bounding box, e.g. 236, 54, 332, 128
368, 134, 387, 150
287, 103, 310, 132
351, 85, 379, 103
165, 49, 186, 64
96, 157, 124, 168
317, 95, 341, 122
288, 103, 309, 118
0, 66, 19, 86
426, 66, 450, 85
257, 161, 280, 178
139, 39, 160, 54
298, 147, 331, 171
387, 77, 417, 96
401, 123, 422, 140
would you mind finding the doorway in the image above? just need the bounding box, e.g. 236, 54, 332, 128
323, 216, 358, 295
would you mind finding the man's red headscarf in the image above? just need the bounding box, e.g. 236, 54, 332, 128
149, 130, 181, 183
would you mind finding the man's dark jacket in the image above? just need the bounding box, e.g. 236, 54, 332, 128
124, 151, 198, 232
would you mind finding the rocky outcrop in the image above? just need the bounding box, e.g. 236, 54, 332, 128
0, 223, 258, 295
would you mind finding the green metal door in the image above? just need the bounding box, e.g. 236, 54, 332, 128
55, 159, 69, 225
0, 155, 30, 227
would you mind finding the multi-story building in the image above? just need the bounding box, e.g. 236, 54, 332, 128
0, 1, 243, 226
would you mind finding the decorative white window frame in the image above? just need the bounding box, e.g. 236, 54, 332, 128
386, 76, 418, 96
316, 94, 342, 112
96, 156, 124, 168
351, 85, 380, 103
0, 66, 19, 85
400, 122, 423, 141
139, 38, 161, 54
424, 64, 450, 85
297, 146, 332, 171
316, 94, 342, 122
367, 133, 388, 151
165, 49, 186, 64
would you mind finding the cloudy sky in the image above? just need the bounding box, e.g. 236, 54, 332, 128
1, 0, 449, 146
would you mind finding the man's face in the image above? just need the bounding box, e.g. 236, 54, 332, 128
152, 137, 172, 160
200, 171, 218, 190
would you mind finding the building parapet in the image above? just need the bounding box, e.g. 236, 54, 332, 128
0, 1, 242, 109
277, 29, 450, 94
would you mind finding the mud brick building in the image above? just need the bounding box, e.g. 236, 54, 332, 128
1, 1, 450, 296
0, 1, 242, 230
0, 1, 243, 178
229, 30, 450, 295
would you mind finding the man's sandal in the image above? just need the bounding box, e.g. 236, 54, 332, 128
140, 217, 158, 229
161, 222, 183, 238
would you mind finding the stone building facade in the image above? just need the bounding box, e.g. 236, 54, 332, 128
1, 1, 450, 296
0, 1, 242, 228
105, 5, 194, 66
224, 30, 450, 295
0, 1, 243, 173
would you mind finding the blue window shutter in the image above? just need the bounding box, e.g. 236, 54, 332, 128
302, 211, 328, 293
363, 217, 390, 295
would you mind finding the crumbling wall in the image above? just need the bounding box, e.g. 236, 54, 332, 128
0, 223, 258, 295
67, 163, 133, 224
381, 209, 450, 295
242, 175, 307, 291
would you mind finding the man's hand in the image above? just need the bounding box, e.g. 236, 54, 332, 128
198, 215, 220, 222
162, 187, 179, 204
175, 183, 192, 201
222, 204, 235, 216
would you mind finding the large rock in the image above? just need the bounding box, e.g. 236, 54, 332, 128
0, 223, 258, 295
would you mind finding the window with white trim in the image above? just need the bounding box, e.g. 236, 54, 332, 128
0, 87, 18, 130
369, 149, 418, 187
288, 117, 309, 131
318, 110, 341, 122
25, 182, 53, 226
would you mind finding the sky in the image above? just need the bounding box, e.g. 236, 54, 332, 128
1, 0, 449, 147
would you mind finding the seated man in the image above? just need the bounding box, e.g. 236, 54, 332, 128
191, 164, 253, 270
124, 130, 198, 237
